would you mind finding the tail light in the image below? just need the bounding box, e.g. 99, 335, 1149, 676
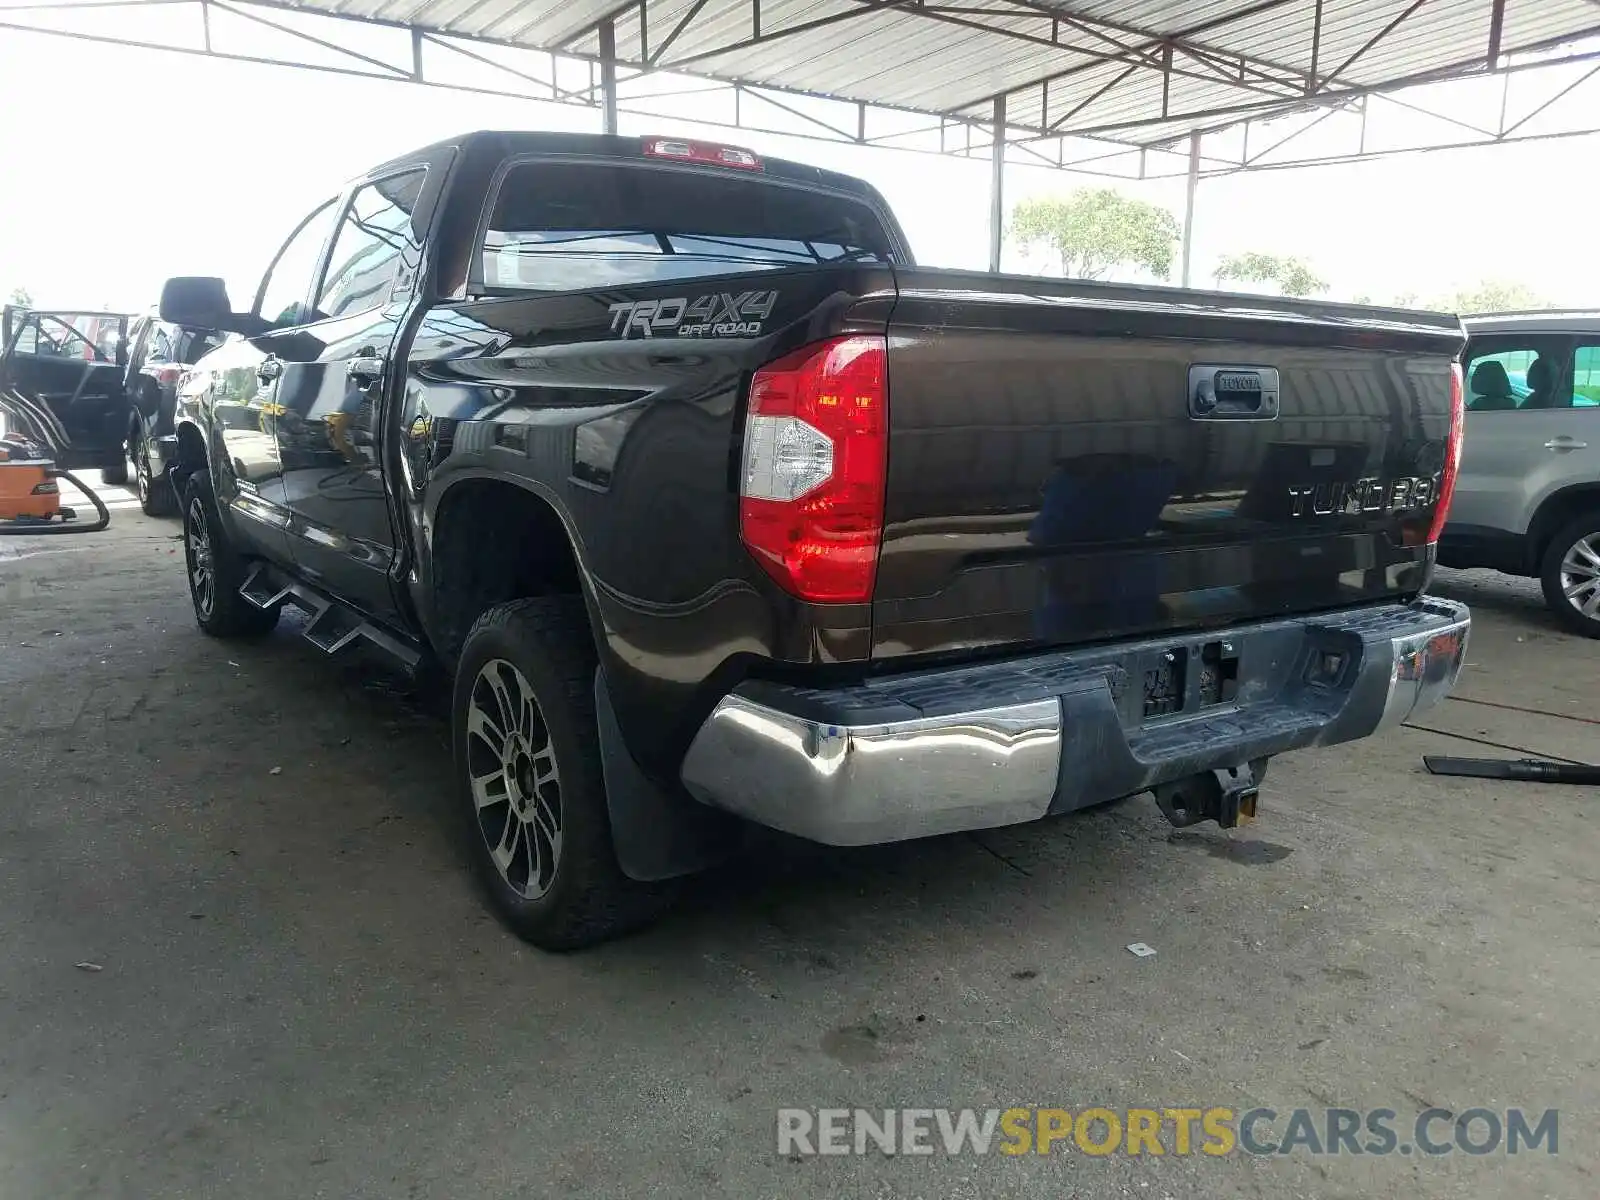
1426, 361, 1465, 545
156, 366, 183, 385
643, 137, 762, 170
739, 335, 888, 604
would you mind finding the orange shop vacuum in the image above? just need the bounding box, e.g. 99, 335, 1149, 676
0, 403, 109, 536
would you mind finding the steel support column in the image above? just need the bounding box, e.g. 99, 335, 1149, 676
979, 94, 1004, 272
1180, 131, 1200, 286
989, 94, 1006, 273
598, 17, 619, 135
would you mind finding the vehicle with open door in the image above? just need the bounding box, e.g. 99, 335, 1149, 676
0, 306, 132, 480
118, 312, 226, 515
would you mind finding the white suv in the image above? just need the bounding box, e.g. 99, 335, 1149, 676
1441, 312, 1600, 636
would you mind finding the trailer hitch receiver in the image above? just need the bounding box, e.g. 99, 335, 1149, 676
1152, 762, 1262, 830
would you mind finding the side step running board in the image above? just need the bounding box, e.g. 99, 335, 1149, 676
240, 562, 422, 672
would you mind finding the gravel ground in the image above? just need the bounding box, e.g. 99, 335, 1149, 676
1, 479, 1596, 1200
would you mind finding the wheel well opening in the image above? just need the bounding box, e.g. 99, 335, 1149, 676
431, 481, 584, 659
174, 424, 207, 470
1529, 487, 1600, 568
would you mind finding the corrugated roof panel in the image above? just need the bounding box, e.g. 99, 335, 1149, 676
395, 0, 542, 27
1338, 5, 1494, 85
658, 0, 865, 62
1503, 0, 1600, 53
1039, 0, 1272, 32
663, 8, 1086, 112
262, 0, 1600, 146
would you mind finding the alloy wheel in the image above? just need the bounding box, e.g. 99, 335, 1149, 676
465, 658, 563, 899
134, 434, 152, 506
1559, 533, 1600, 621
185, 498, 216, 618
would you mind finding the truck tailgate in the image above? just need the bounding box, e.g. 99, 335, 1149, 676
873, 272, 1465, 658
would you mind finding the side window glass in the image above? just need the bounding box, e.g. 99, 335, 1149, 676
316, 169, 426, 319
148, 326, 173, 363
1573, 346, 1600, 409
1463, 340, 1566, 412
257, 199, 339, 330
479, 161, 894, 293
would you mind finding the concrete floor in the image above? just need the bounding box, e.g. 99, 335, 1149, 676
2, 479, 1597, 1200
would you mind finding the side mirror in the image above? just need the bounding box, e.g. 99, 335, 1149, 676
159, 276, 231, 326
159, 277, 263, 335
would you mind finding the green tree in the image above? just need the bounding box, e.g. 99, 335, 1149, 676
1431, 280, 1543, 314
1214, 252, 1326, 297
1214, 252, 1283, 289
7, 286, 31, 309
1009, 190, 1180, 281
1277, 259, 1327, 298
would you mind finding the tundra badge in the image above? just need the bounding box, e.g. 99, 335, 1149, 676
1288, 476, 1441, 516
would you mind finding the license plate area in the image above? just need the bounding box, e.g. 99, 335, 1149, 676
1138, 638, 1241, 723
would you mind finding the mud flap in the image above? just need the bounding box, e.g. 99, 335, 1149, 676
595, 671, 745, 882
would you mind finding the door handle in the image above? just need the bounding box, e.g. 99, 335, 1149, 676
346, 356, 386, 383
1545, 437, 1588, 451
256, 356, 281, 383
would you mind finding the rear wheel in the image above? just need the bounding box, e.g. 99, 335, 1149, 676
182, 470, 279, 639
1540, 513, 1600, 638
100, 453, 128, 486
133, 427, 176, 516
453, 596, 672, 950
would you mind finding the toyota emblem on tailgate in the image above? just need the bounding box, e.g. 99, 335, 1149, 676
1189, 364, 1280, 420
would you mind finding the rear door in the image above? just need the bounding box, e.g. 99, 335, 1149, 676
1454, 332, 1585, 536
273, 164, 435, 625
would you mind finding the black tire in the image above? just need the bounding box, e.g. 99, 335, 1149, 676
133, 428, 177, 517
182, 470, 279, 639
1540, 513, 1600, 638
100, 455, 128, 486
452, 596, 673, 950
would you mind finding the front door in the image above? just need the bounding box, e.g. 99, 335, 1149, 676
272, 168, 429, 626
193, 198, 339, 562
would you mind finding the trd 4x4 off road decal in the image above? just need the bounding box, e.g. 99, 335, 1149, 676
607, 291, 779, 339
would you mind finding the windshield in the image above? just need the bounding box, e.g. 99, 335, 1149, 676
482, 161, 897, 293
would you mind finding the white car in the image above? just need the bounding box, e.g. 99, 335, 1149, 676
1441, 312, 1600, 636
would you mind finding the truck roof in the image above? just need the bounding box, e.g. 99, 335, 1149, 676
1463, 311, 1600, 333
369, 129, 886, 204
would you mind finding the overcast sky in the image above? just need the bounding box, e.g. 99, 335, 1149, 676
1, 18, 1596, 311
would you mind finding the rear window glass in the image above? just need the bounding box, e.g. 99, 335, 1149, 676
481, 161, 896, 293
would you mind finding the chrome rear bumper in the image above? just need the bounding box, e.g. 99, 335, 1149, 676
680, 597, 1470, 846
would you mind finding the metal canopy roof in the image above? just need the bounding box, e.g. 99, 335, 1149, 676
273, 0, 1600, 148
3, 0, 1599, 280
